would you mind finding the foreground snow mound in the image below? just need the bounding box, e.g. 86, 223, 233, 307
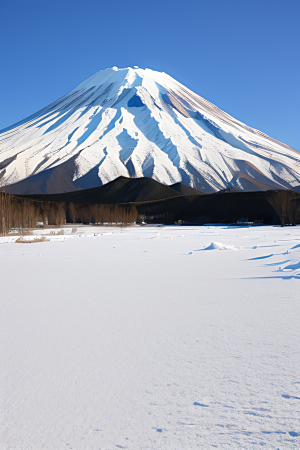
1, 66, 300, 194
203, 241, 238, 250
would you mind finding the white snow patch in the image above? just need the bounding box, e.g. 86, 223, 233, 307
203, 241, 238, 250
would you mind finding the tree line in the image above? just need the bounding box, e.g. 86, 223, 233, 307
1, 188, 300, 235
0, 192, 138, 235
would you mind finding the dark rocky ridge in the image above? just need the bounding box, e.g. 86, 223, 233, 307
19, 176, 185, 204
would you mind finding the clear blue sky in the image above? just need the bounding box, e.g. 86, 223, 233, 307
1, 0, 299, 150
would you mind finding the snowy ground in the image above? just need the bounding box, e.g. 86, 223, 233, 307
1, 225, 299, 449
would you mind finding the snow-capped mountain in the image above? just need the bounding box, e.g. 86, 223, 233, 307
1, 66, 300, 194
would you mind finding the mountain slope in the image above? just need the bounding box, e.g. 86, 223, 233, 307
170, 182, 202, 196
1, 66, 300, 194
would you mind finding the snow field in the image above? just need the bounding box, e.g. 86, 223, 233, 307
0, 225, 299, 449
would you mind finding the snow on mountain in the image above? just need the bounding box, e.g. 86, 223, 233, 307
1, 66, 300, 194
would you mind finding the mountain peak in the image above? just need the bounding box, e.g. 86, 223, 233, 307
1, 66, 299, 195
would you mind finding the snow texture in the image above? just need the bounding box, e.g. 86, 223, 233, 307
1, 225, 300, 449
0, 67, 300, 192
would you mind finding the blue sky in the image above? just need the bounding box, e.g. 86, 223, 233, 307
1, 0, 299, 150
